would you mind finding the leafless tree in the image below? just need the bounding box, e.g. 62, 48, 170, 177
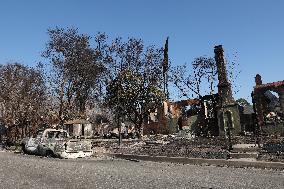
170, 56, 217, 98
170, 55, 240, 99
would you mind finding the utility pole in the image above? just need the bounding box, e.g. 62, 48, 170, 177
117, 63, 123, 146
161, 37, 170, 133
163, 37, 169, 99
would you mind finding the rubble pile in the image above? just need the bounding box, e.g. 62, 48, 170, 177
258, 137, 284, 162
113, 136, 229, 159
230, 135, 257, 144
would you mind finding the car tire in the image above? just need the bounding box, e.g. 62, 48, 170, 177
45, 150, 54, 158
21, 144, 26, 153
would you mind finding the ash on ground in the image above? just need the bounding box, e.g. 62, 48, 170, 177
109, 135, 230, 159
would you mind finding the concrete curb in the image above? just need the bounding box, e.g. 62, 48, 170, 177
112, 153, 284, 170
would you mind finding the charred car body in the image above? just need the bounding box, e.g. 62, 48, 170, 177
22, 128, 93, 158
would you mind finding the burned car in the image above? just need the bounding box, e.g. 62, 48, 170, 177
22, 128, 93, 159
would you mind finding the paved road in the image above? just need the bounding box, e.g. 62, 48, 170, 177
0, 152, 283, 189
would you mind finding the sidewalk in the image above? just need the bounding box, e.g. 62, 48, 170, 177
112, 153, 284, 170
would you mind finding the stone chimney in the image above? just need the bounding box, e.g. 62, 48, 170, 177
214, 45, 234, 106
255, 74, 263, 86
214, 45, 241, 136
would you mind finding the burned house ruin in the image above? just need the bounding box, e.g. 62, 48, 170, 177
252, 74, 284, 133
144, 45, 242, 137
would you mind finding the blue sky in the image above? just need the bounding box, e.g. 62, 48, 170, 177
0, 0, 283, 101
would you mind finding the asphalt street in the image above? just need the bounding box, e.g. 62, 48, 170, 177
0, 152, 283, 189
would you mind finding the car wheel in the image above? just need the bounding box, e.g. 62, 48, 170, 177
45, 150, 54, 158
21, 144, 27, 154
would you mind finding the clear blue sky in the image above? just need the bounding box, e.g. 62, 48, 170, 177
0, 0, 284, 101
